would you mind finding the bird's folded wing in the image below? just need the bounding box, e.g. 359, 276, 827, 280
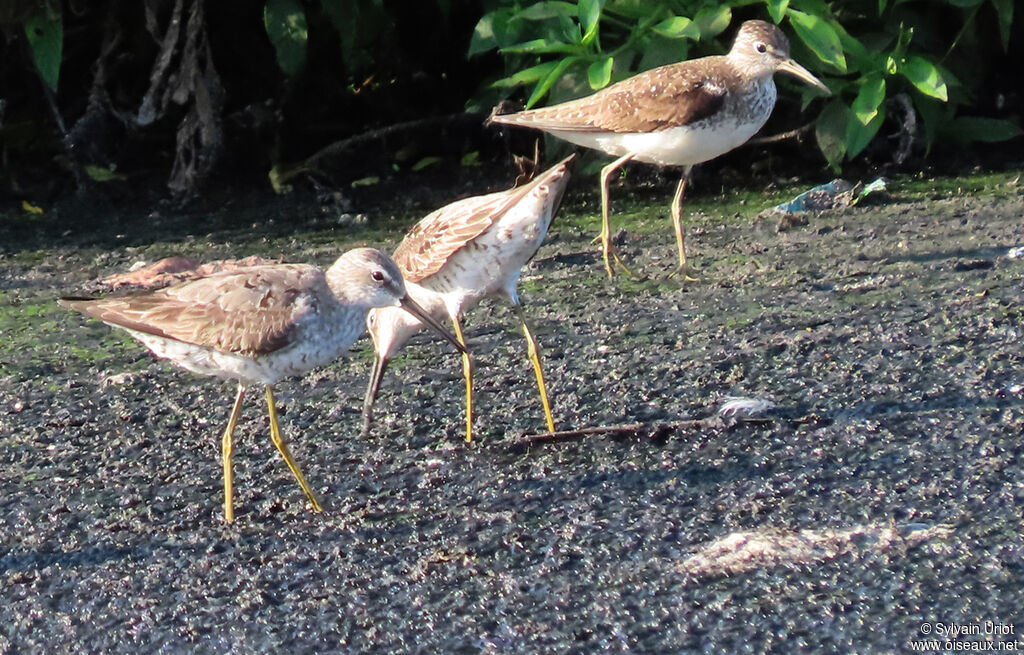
492, 60, 731, 134
63, 264, 324, 356
393, 154, 576, 283
392, 191, 521, 282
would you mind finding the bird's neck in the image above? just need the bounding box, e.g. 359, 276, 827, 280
369, 282, 450, 359
404, 281, 449, 321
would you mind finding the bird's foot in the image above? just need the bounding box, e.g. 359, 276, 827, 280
595, 232, 635, 279
668, 263, 699, 282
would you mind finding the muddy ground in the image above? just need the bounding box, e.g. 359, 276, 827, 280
1, 169, 1023, 653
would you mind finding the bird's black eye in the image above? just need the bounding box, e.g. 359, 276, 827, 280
756, 42, 768, 54
371, 270, 385, 282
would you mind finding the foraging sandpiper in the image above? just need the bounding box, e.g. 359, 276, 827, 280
363, 155, 574, 442
490, 20, 830, 278
62, 248, 466, 522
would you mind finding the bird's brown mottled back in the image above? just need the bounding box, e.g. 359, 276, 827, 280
392, 156, 573, 282
490, 59, 736, 134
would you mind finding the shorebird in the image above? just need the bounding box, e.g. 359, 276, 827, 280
362, 154, 574, 442
61, 248, 466, 522
489, 20, 831, 278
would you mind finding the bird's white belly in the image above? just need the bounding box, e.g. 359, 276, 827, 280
122, 309, 364, 386
127, 329, 276, 384
549, 120, 765, 167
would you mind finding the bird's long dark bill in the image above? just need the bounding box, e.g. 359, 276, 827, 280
399, 296, 468, 354
362, 354, 388, 432
777, 59, 831, 95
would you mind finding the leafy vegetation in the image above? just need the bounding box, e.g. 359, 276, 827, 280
263, 0, 398, 82
0, 0, 1019, 203
470, 0, 1020, 170
21, 1, 62, 92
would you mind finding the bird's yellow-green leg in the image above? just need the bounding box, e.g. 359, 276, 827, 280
265, 386, 322, 513
597, 153, 636, 279
669, 168, 698, 282
514, 304, 556, 433
221, 383, 246, 523
451, 316, 474, 442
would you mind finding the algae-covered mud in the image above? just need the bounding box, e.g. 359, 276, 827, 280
1, 171, 1023, 652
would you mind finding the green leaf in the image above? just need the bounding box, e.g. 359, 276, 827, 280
587, 56, 613, 89
516, 2, 577, 21
320, 0, 390, 76
845, 106, 884, 159
350, 176, 380, 188
652, 16, 699, 40
460, 151, 481, 167
84, 165, 126, 182
991, 0, 1013, 51
693, 6, 732, 40
878, 0, 887, 13
946, 0, 984, 6
900, 55, 947, 102
832, 22, 870, 72
767, 0, 789, 24
601, 0, 650, 20
637, 34, 690, 71
851, 75, 886, 125
411, 156, 442, 171
23, 7, 63, 92
945, 117, 1022, 143
264, 0, 308, 77
526, 56, 579, 108
579, 0, 604, 45
499, 38, 578, 55
894, 23, 913, 56
935, 62, 961, 90
787, 10, 846, 73
468, 13, 499, 56
22, 200, 44, 215
556, 12, 582, 44
815, 100, 849, 171
492, 61, 560, 88
910, 94, 947, 153
469, 8, 519, 56
787, 0, 832, 13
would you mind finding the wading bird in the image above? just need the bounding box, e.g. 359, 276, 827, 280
62, 248, 467, 522
362, 155, 574, 442
490, 20, 830, 278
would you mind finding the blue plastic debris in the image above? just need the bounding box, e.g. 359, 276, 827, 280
769, 178, 887, 215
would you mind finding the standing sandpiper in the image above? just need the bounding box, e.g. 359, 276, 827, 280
61, 248, 466, 523
362, 155, 574, 442
490, 20, 830, 278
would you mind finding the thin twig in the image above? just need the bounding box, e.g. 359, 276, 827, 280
272, 112, 488, 188
306, 112, 487, 168
508, 419, 713, 452
36, 66, 67, 136
747, 122, 814, 146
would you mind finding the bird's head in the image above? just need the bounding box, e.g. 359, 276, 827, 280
731, 20, 831, 95
328, 248, 466, 354
327, 248, 409, 310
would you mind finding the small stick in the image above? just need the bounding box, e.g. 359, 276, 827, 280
747, 122, 814, 146
509, 419, 712, 452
